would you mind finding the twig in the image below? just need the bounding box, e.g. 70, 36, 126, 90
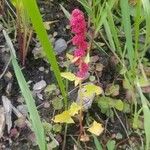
113, 109, 130, 142
5, 0, 17, 17
11, 103, 32, 128
0, 57, 11, 79
62, 124, 68, 150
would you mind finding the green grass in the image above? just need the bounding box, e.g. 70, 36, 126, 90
137, 81, 150, 150
79, 0, 150, 149
3, 30, 47, 150
21, 0, 67, 108
120, 0, 135, 70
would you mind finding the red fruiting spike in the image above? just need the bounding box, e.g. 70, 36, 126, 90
74, 49, 86, 57
78, 41, 88, 50
71, 9, 84, 17
70, 9, 86, 34
76, 62, 89, 78
70, 9, 89, 79
72, 34, 85, 46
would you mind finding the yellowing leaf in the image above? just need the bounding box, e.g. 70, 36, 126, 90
72, 57, 80, 63
43, 20, 58, 30
88, 121, 104, 136
84, 84, 103, 96
61, 72, 76, 81
80, 134, 90, 142
69, 102, 81, 116
66, 53, 73, 60
84, 53, 90, 63
74, 77, 82, 87
53, 111, 74, 124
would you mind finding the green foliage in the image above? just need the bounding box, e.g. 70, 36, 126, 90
21, 0, 67, 108
97, 96, 130, 117
105, 84, 119, 96
106, 140, 116, 150
52, 124, 62, 133
52, 97, 64, 110
43, 122, 53, 134
137, 82, 150, 150
78, 0, 116, 36
44, 84, 57, 96
3, 30, 46, 150
60, 4, 70, 19
93, 135, 103, 150
120, 0, 135, 70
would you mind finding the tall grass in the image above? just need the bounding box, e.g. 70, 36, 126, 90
78, 0, 116, 36
20, 0, 67, 108
79, 0, 150, 149
137, 81, 150, 150
3, 30, 47, 150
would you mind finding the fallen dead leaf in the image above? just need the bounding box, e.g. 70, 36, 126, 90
33, 80, 47, 91
0, 106, 5, 138
80, 134, 90, 142
2, 96, 12, 133
96, 63, 104, 72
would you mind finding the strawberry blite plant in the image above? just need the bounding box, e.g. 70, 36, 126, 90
54, 9, 103, 138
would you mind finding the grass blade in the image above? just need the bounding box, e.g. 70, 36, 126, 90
103, 19, 116, 52
141, 0, 150, 58
95, 0, 116, 35
77, 0, 92, 15
60, 4, 70, 19
120, 0, 135, 69
21, 0, 67, 108
3, 30, 46, 150
107, 9, 122, 56
134, 0, 142, 53
137, 81, 150, 150
93, 135, 103, 150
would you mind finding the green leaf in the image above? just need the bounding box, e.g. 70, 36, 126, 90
115, 100, 124, 111
43, 122, 52, 134
106, 140, 116, 150
44, 84, 57, 96
97, 97, 130, 113
52, 124, 62, 133
105, 84, 120, 96
52, 97, 64, 110
93, 135, 103, 150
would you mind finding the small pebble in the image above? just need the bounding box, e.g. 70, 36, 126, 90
4, 71, 12, 82
53, 32, 58, 37
54, 38, 67, 55
44, 102, 50, 108
39, 67, 45, 72
33, 80, 47, 91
